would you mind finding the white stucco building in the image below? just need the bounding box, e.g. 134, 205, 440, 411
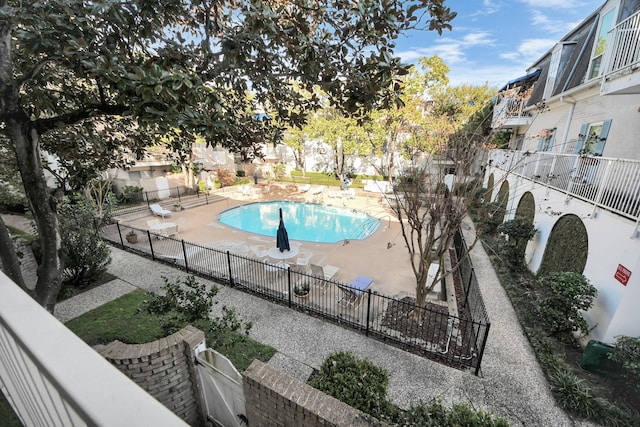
487, 0, 640, 343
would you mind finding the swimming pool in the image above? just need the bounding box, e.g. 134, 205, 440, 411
219, 201, 380, 243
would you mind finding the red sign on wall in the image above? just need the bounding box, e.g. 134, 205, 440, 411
614, 264, 632, 286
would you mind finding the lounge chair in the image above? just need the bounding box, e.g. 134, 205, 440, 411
310, 263, 340, 292
150, 203, 172, 218
298, 184, 310, 193
175, 217, 186, 231
337, 275, 373, 309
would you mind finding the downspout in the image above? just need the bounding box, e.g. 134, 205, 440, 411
559, 96, 576, 151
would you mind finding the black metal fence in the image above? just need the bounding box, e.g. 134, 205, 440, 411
103, 223, 490, 374
112, 186, 214, 217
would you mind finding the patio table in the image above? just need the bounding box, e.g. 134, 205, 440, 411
267, 246, 299, 260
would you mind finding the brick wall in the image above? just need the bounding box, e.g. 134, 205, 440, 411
100, 326, 206, 426
243, 360, 384, 427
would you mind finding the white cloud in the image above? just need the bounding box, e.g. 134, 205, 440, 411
518, 0, 586, 8
397, 31, 495, 65
530, 10, 586, 35
500, 38, 556, 64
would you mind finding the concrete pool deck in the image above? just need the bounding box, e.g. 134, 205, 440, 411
119, 183, 420, 299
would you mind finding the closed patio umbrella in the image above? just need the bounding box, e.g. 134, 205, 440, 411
276, 208, 290, 252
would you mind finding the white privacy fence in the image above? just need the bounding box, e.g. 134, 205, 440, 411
488, 150, 640, 222
0, 272, 188, 427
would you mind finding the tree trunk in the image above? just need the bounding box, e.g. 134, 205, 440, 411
5, 115, 64, 312
0, 217, 28, 291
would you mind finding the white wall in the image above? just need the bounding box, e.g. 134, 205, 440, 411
488, 165, 640, 343
523, 86, 640, 160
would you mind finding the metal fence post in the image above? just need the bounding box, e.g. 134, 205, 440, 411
181, 240, 189, 272
145, 192, 150, 208
177, 186, 181, 203
475, 322, 491, 376
287, 267, 292, 308
116, 222, 124, 246
365, 289, 372, 336
226, 251, 234, 286
147, 230, 155, 260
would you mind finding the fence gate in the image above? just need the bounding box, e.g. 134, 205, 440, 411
195, 348, 246, 427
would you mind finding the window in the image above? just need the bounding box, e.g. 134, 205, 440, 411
544, 45, 562, 99
588, 6, 618, 79
575, 120, 612, 155
537, 128, 556, 152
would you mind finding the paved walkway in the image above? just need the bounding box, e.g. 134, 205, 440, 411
3, 213, 593, 426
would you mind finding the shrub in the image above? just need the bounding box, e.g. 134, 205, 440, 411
58, 195, 111, 289
497, 218, 536, 268
609, 336, 640, 387
309, 351, 391, 419
120, 185, 143, 203
538, 272, 597, 336
216, 168, 236, 187
236, 170, 246, 177
145, 275, 218, 335
273, 163, 286, 180
477, 202, 506, 234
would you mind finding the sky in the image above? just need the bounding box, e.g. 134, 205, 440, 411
394, 0, 605, 88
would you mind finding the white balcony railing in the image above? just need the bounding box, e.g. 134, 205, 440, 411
488, 150, 640, 222
604, 10, 640, 75
0, 272, 188, 427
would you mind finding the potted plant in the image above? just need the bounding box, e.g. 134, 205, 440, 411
293, 282, 311, 298
125, 230, 138, 244
173, 202, 182, 211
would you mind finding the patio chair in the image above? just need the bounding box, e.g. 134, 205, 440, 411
149, 203, 172, 218
310, 263, 340, 293
295, 251, 313, 273
249, 245, 268, 261
298, 184, 310, 193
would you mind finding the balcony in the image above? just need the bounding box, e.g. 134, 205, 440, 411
0, 272, 187, 426
488, 150, 640, 223
601, 10, 640, 95
491, 95, 534, 129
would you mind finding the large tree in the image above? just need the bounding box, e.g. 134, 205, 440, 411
0, 0, 456, 310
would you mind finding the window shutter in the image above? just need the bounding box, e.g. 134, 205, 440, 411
574, 123, 589, 153
537, 137, 544, 151
547, 129, 557, 151
595, 119, 612, 156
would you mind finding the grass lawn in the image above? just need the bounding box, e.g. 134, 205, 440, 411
65, 290, 276, 371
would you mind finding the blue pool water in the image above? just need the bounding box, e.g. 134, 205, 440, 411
219, 201, 380, 243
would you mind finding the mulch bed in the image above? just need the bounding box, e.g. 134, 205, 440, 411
380, 249, 482, 371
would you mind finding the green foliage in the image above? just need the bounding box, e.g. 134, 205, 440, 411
235, 170, 246, 177
609, 336, 640, 386
310, 351, 509, 425
145, 275, 218, 334
206, 305, 253, 353
498, 218, 536, 247
538, 272, 597, 336
497, 218, 536, 268
216, 169, 236, 187
293, 282, 310, 296
58, 195, 111, 289
538, 214, 588, 276
480, 234, 639, 426
309, 351, 391, 419
477, 202, 506, 234
119, 185, 143, 204
0, 388, 23, 427
273, 163, 286, 180
66, 290, 275, 371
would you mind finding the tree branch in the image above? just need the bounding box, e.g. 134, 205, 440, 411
34, 103, 129, 133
